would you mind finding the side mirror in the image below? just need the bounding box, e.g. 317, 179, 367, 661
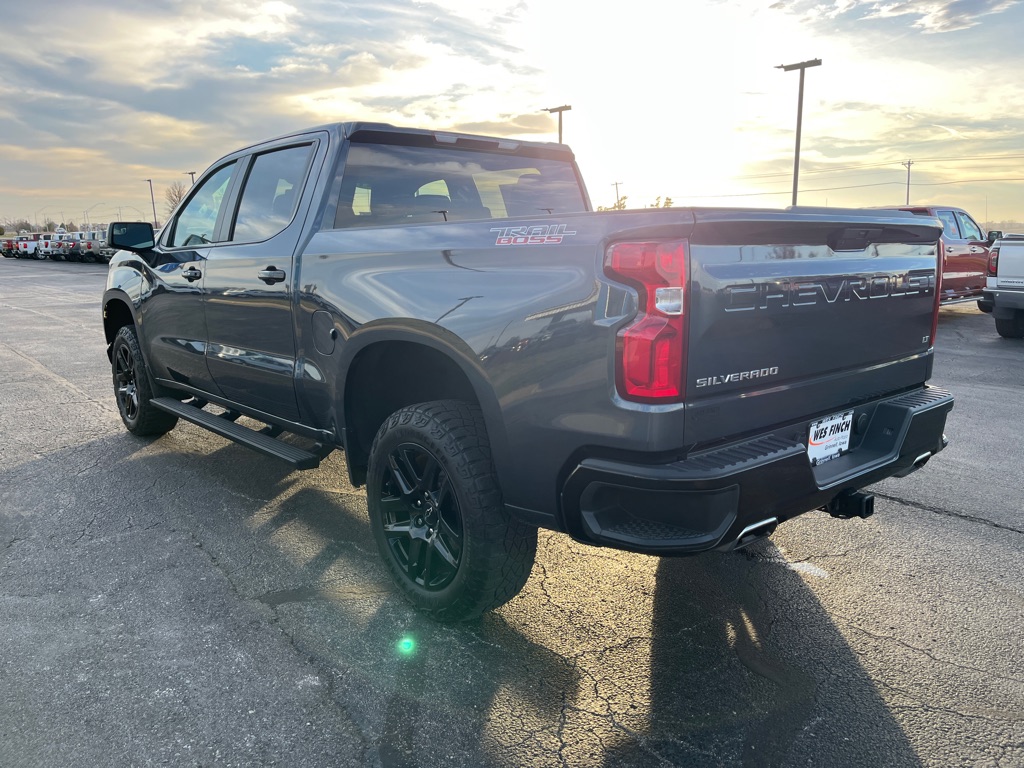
987, 230, 1003, 244
107, 221, 155, 252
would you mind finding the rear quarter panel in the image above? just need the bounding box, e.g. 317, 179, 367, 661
295, 209, 697, 514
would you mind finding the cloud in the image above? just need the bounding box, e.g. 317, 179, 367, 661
863, 0, 1020, 31
451, 112, 554, 136
768, 0, 1020, 30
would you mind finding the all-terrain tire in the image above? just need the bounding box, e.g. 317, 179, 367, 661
111, 325, 178, 435
995, 314, 1024, 339
367, 400, 537, 622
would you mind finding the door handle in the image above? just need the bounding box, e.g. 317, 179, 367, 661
969, 246, 982, 253
946, 247, 956, 253
258, 267, 286, 285
182, 267, 202, 282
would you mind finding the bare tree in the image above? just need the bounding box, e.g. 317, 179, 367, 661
165, 181, 188, 216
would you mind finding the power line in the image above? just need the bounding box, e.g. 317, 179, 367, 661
672, 175, 1024, 200
728, 152, 1024, 182
912, 176, 1024, 186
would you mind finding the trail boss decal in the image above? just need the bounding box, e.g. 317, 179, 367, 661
491, 224, 577, 246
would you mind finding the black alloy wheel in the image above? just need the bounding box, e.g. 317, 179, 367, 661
114, 341, 141, 423
379, 442, 464, 591
110, 325, 178, 436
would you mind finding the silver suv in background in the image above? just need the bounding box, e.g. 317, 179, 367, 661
980, 233, 1024, 338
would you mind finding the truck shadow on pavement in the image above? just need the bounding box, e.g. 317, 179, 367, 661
601, 549, 921, 767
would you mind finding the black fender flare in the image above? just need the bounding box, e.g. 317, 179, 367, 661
333, 320, 512, 491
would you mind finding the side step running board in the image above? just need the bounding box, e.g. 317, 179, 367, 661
151, 397, 322, 470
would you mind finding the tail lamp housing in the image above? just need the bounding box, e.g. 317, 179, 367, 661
988, 247, 999, 276
604, 240, 688, 403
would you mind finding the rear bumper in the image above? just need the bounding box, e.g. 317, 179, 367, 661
560, 386, 954, 555
984, 289, 1024, 316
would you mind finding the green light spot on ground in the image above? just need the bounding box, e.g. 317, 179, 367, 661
397, 636, 416, 656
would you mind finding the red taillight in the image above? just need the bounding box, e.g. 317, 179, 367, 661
604, 240, 688, 402
988, 247, 999, 276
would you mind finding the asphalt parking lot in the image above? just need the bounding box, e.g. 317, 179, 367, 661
1, 257, 1022, 767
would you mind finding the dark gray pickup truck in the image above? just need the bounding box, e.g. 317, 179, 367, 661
102, 123, 953, 621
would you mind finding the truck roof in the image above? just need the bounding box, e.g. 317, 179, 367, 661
236, 122, 575, 159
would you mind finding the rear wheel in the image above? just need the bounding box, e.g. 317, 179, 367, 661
995, 313, 1024, 339
111, 325, 178, 435
367, 400, 536, 622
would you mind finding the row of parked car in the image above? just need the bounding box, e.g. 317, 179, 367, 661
1, 229, 113, 262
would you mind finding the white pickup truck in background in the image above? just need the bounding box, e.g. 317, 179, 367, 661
981, 233, 1024, 338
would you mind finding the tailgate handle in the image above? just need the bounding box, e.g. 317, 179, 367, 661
258, 267, 286, 285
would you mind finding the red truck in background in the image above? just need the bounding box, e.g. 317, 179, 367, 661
892, 206, 999, 303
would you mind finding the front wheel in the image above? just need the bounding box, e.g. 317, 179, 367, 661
111, 325, 178, 435
367, 400, 537, 622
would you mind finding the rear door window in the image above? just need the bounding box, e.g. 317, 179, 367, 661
936, 210, 961, 239
230, 144, 314, 243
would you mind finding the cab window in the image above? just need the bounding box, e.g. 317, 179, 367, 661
333, 142, 585, 228
936, 210, 960, 238
955, 211, 983, 241
169, 162, 236, 248
230, 144, 314, 243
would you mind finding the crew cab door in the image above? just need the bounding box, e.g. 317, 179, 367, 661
201, 139, 321, 422
936, 209, 987, 299
145, 160, 240, 394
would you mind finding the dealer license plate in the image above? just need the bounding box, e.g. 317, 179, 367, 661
807, 410, 854, 466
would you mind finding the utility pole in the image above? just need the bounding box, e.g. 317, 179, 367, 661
776, 58, 822, 206
544, 105, 572, 143
902, 159, 914, 205
145, 179, 158, 228
612, 181, 623, 209
184, 171, 196, 185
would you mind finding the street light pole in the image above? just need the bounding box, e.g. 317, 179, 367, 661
776, 58, 821, 206
184, 171, 196, 185
83, 202, 105, 229
33, 206, 49, 230
544, 105, 572, 143
145, 179, 158, 228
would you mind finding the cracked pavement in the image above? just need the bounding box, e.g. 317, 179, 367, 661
1, 260, 1022, 766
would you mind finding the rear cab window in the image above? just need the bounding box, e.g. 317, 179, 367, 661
332, 138, 586, 229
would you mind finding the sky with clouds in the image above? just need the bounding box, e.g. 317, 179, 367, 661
2, 0, 1023, 230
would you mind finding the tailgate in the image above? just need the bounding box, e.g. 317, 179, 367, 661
997, 236, 1024, 287
684, 209, 942, 445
